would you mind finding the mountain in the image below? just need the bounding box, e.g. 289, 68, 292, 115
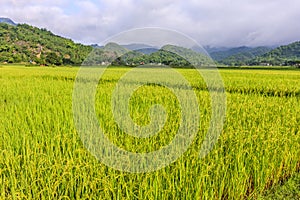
84, 43, 214, 67
207, 46, 273, 66
161, 45, 213, 66
203, 46, 231, 54
103, 42, 129, 57
110, 44, 213, 67
83, 43, 131, 65
220, 47, 273, 65
0, 23, 92, 65
109, 45, 190, 67
91, 44, 103, 48
121, 44, 159, 55
210, 46, 254, 61
1, 19, 299, 67
0, 17, 17, 26
135, 48, 159, 55
91, 43, 159, 55
251, 41, 300, 66
121, 43, 157, 50
86, 42, 300, 67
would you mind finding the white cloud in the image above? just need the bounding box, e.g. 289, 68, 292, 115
1, 0, 300, 46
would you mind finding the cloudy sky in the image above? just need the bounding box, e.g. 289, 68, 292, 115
1, 0, 300, 47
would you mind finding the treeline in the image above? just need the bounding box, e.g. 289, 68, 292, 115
113, 50, 194, 67
0, 23, 92, 65
218, 47, 272, 66
84, 43, 213, 67
249, 42, 300, 66
214, 42, 300, 67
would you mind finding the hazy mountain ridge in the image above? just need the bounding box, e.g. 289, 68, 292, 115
121, 43, 157, 50
209, 46, 273, 61
0, 17, 17, 26
220, 47, 273, 66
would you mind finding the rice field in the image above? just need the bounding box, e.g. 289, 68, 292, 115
1, 65, 299, 199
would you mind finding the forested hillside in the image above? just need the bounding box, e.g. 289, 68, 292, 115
84, 43, 213, 67
0, 23, 92, 65
221, 47, 272, 66
252, 41, 300, 66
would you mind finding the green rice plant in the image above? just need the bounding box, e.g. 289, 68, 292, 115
0, 66, 299, 199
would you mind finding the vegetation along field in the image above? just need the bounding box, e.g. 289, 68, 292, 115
1, 65, 300, 199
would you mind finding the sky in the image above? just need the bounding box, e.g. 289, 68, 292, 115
1, 0, 300, 47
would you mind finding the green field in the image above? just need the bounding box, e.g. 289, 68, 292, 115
1, 65, 299, 199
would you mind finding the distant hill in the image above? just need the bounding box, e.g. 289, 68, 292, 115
110, 45, 195, 67
0, 17, 17, 26
161, 45, 213, 66
83, 43, 130, 65
252, 41, 300, 66
210, 46, 254, 61
206, 46, 274, 66
91, 44, 103, 48
121, 44, 159, 55
0, 23, 92, 65
135, 48, 159, 55
103, 42, 129, 56
220, 47, 273, 66
203, 46, 231, 54
121, 43, 157, 50
84, 43, 213, 67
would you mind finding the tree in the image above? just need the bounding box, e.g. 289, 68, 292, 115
45, 52, 62, 66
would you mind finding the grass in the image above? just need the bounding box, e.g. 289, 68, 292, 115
260, 173, 300, 199
1, 65, 300, 199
